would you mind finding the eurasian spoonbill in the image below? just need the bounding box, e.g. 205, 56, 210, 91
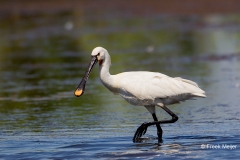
75, 47, 206, 144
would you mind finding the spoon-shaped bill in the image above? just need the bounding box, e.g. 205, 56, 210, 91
75, 56, 98, 97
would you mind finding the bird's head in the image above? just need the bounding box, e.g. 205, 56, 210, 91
91, 47, 108, 66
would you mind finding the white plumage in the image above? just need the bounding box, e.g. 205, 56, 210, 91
93, 47, 206, 107
111, 71, 205, 106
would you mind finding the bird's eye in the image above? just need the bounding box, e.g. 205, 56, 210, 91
97, 53, 100, 56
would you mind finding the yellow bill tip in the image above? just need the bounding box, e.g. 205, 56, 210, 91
75, 89, 83, 97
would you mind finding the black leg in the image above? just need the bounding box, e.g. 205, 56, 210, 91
152, 113, 163, 144
133, 105, 178, 142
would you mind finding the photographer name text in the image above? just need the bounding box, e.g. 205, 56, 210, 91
201, 144, 237, 150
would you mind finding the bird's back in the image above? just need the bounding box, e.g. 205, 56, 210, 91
112, 71, 205, 106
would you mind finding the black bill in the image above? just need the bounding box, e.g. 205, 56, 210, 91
75, 56, 98, 97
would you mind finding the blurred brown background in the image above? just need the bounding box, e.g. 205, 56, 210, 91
1, 0, 240, 17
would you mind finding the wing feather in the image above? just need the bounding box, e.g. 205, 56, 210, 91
116, 71, 205, 102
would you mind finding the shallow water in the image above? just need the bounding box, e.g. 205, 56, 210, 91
0, 11, 240, 159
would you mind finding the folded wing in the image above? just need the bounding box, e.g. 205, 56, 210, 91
116, 71, 205, 105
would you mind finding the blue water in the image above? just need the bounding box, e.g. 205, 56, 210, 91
0, 10, 240, 159
1, 128, 239, 159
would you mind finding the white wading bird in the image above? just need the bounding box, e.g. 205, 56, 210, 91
75, 47, 206, 144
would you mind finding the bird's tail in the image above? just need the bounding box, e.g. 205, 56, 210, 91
193, 92, 206, 98
174, 77, 206, 98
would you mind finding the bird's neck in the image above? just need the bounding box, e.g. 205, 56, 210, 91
98, 55, 116, 92
99, 61, 111, 82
